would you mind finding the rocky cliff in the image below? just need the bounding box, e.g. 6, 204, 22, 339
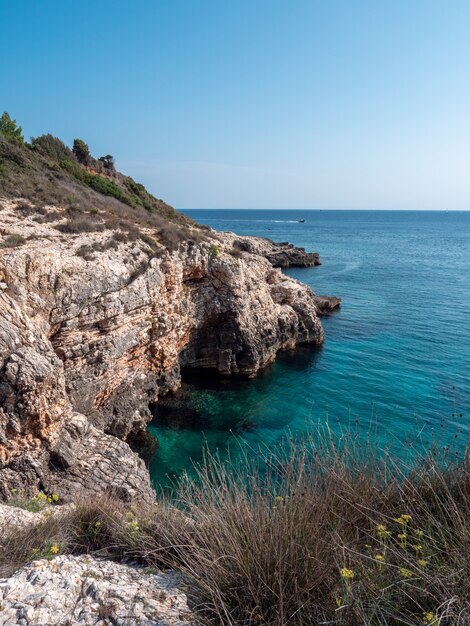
0, 197, 339, 502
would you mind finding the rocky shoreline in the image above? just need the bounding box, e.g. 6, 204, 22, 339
0, 198, 339, 503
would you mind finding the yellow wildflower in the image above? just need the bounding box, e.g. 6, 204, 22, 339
376, 524, 391, 540
374, 554, 385, 562
399, 567, 413, 578
398, 533, 407, 542
129, 520, 139, 532
51, 494, 59, 502
340, 568, 354, 580
49, 543, 60, 555
412, 544, 423, 551
423, 611, 436, 624
37, 492, 47, 501
401, 514, 412, 522
417, 559, 429, 568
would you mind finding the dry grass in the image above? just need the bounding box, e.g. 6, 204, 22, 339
1, 433, 469, 625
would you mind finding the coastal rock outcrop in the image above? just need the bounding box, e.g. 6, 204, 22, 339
0, 198, 338, 500
231, 235, 321, 267
312, 295, 341, 314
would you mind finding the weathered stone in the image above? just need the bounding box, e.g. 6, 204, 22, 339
0, 554, 197, 625
313, 295, 342, 315
0, 198, 339, 500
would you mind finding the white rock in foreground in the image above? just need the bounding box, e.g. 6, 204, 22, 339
0, 555, 197, 625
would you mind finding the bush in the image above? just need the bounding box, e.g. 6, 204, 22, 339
85, 172, 134, 205
55, 216, 105, 234
31, 134, 72, 161
0, 234, 27, 248
0, 135, 26, 165
230, 246, 243, 258
209, 243, 221, 259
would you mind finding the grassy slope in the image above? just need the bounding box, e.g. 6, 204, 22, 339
0, 133, 204, 250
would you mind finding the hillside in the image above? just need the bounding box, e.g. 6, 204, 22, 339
0, 118, 199, 253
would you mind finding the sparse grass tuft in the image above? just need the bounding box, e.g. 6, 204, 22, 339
0, 233, 27, 248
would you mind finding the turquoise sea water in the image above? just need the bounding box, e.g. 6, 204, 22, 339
148, 210, 470, 488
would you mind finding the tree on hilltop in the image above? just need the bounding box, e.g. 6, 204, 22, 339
72, 138, 91, 165
0, 112, 24, 144
98, 154, 115, 173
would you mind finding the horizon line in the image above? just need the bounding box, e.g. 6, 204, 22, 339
179, 207, 470, 212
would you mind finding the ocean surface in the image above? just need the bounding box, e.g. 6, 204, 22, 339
148, 210, 470, 489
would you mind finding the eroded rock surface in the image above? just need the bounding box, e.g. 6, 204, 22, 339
0, 198, 338, 500
0, 555, 197, 626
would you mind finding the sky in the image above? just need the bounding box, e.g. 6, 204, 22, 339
2, 0, 470, 209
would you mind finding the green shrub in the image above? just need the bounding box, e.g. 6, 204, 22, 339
31, 134, 72, 161
85, 172, 134, 205
209, 243, 221, 259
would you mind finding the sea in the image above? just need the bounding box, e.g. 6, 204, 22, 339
148, 210, 470, 489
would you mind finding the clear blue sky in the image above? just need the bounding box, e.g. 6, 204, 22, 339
2, 0, 470, 209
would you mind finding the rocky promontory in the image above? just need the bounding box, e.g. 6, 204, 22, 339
0, 198, 338, 503
0, 130, 340, 504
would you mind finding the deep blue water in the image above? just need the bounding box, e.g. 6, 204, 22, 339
148, 210, 470, 488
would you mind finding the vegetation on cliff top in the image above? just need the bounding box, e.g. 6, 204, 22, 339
2, 431, 469, 626
0, 111, 204, 251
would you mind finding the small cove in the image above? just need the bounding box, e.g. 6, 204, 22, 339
148, 210, 470, 489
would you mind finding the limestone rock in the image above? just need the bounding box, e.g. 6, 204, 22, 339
0, 502, 75, 530
0, 554, 197, 625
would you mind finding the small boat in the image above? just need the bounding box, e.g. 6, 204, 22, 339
298, 219, 305, 223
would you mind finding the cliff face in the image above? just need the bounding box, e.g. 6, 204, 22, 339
0, 199, 337, 501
